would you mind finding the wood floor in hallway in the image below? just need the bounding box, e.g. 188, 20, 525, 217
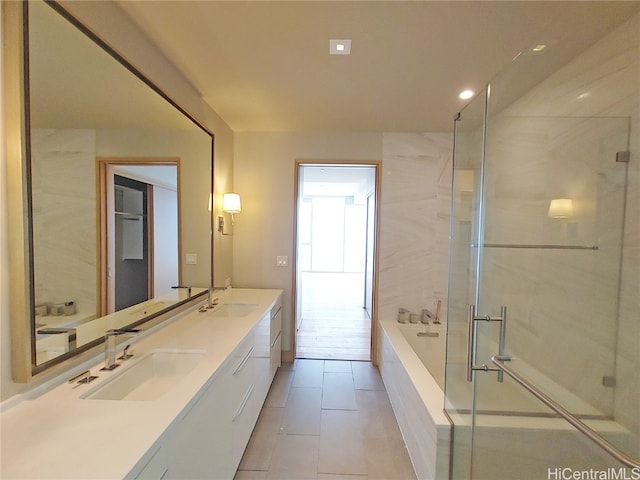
234, 359, 417, 480
297, 272, 371, 361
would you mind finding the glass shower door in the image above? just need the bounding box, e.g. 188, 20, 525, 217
446, 79, 637, 477
445, 89, 486, 480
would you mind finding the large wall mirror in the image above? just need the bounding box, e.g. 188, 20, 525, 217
8, 0, 213, 380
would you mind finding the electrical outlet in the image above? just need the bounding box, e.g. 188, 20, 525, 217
276, 256, 288, 267
186, 253, 197, 265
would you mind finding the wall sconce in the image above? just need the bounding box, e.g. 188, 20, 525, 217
218, 193, 241, 234
548, 198, 573, 219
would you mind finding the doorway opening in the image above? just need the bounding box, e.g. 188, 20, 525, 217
293, 162, 379, 361
97, 158, 180, 315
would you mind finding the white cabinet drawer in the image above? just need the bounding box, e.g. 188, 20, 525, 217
167, 371, 233, 479
270, 330, 282, 377
133, 445, 167, 480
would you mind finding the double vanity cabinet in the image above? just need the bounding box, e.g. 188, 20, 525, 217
1, 289, 283, 480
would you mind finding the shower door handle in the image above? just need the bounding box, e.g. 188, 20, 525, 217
466, 305, 509, 382
466, 305, 478, 382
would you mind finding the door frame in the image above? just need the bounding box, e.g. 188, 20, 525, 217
290, 159, 382, 364
96, 157, 181, 316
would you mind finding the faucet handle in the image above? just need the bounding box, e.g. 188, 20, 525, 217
118, 344, 134, 360
421, 309, 433, 324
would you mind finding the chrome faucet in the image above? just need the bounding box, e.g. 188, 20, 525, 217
433, 299, 442, 324
420, 309, 434, 324
172, 285, 193, 297
102, 329, 140, 370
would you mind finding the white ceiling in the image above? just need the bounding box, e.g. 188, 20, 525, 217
29, 0, 200, 132
115, 1, 640, 133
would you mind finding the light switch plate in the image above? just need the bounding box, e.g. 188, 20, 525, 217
276, 255, 288, 267
186, 253, 197, 265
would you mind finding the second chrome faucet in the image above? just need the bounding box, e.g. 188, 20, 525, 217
102, 329, 141, 371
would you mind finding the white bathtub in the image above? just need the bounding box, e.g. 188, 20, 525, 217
379, 320, 637, 479
378, 320, 451, 480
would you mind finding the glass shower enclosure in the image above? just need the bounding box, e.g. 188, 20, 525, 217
445, 15, 639, 479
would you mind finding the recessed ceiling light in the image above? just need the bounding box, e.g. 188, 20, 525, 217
458, 90, 475, 100
330, 39, 351, 55
521, 40, 555, 56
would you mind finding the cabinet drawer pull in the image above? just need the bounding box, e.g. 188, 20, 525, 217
232, 384, 254, 422
233, 346, 254, 376
270, 330, 282, 349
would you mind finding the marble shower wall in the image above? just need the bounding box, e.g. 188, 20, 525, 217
31, 129, 97, 315
481, 13, 639, 434
378, 133, 453, 325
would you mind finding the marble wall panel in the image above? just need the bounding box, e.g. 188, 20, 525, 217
378, 133, 453, 325
479, 13, 639, 436
31, 129, 97, 316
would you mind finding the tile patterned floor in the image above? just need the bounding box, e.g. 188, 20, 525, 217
235, 359, 417, 480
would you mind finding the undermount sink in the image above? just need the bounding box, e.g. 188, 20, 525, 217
83, 350, 204, 401
211, 303, 257, 317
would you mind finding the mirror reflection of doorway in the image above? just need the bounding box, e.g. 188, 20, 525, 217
294, 164, 378, 361
98, 159, 180, 315
113, 175, 150, 311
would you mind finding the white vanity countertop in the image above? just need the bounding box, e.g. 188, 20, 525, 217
1, 288, 283, 480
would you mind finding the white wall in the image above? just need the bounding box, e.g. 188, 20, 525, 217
233, 132, 454, 359
232, 132, 382, 354
1, 2, 234, 399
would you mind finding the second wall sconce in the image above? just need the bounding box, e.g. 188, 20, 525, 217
548, 198, 573, 219
218, 193, 242, 234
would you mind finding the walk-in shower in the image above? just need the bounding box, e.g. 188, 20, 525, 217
445, 13, 639, 479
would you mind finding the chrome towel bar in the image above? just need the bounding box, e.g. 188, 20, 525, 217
491, 355, 640, 470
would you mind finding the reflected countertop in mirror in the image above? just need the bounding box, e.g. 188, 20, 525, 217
14, 0, 214, 375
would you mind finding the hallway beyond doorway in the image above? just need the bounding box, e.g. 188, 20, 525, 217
297, 272, 371, 361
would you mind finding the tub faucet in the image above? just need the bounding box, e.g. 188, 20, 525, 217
420, 309, 434, 324
102, 329, 140, 370
433, 300, 442, 324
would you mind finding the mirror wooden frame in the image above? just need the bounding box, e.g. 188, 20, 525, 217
3, 1, 214, 382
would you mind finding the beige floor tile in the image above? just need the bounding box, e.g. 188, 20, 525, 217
238, 407, 284, 471
324, 360, 352, 373
322, 372, 357, 410
234, 470, 269, 480
352, 361, 385, 390
292, 359, 325, 388
363, 437, 417, 480
281, 387, 322, 435
266, 434, 319, 480
317, 475, 368, 480
355, 390, 403, 440
265, 370, 294, 407
318, 410, 367, 475
234, 359, 416, 480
